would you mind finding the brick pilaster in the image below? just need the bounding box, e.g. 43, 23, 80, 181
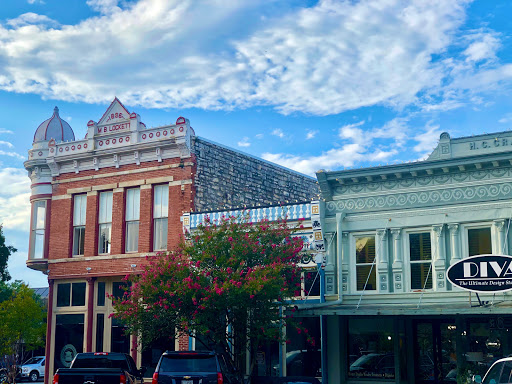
84, 191, 99, 257
139, 185, 153, 253
111, 188, 125, 255
48, 197, 73, 260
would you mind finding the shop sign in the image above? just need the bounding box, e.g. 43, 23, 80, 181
447, 255, 512, 293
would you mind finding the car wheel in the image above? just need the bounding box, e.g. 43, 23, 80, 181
29, 371, 39, 382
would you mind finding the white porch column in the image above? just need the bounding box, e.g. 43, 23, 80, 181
448, 224, 461, 265
432, 224, 447, 291
391, 228, 404, 293
376, 229, 389, 293
324, 232, 337, 297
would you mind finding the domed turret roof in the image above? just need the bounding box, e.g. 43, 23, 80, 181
33, 106, 75, 143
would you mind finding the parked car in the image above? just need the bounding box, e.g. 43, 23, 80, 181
474, 357, 512, 383
152, 351, 226, 384
272, 350, 321, 377
20, 356, 45, 382
53, 352, 145, 384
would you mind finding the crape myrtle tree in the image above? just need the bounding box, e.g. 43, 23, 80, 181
113, 215, 314, 382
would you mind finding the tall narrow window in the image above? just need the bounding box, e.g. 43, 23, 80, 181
125, 188, 140, 253
409, 232, 432, 290
153, 185, 168, 251
355, 236, 376, 291
98, 191, 113, 254
30, 200, 46, 259
72, 195, 87, 256
468, 228, 492, 256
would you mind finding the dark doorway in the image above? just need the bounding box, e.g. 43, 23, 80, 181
414, 320, 457, 384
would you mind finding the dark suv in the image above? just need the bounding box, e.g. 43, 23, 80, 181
152, 351, 225, 384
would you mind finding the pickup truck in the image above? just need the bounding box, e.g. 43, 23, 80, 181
53, 352, 145, 384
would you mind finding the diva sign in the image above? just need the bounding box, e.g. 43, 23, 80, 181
447, 255, 512, 293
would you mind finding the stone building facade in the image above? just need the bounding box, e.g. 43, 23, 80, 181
24, 98, 318, 383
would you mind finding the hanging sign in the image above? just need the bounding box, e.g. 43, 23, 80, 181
447, 254, 512, 293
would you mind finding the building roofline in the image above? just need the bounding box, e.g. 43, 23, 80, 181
195, 136, 316, 181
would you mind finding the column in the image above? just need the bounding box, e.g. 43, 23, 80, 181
432, 224, 447, 291
336, 213, 346, 294
494, 219, 507, 254
86, 277, 96, 352
323, 232, 336, 297
110, 188, 125, 255
139, 184, 153, 253
341, 232, 349, 293
376, 229, 389, 293
448, 224, 461, 264
391, 228, 404, 293
84, 191, 99, 257
44, 279, 54, 384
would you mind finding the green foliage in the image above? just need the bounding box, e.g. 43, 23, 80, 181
113, 215, 308, 382
0, 225, 16, 282
0, 283, 46, 383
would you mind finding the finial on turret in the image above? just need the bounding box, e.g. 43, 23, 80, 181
54, 106, 59, 116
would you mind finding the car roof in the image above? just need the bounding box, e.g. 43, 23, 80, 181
162, 351, 215, 356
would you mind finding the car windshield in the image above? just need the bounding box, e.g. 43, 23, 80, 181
24, 357, 43, 365
72, 355, 128, 370
160, 355, 217, 373
350, 354, 384, 370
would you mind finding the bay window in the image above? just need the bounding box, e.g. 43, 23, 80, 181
30, 200, 46, 259
98, 191, 113, 254
153, 184, 168, 251
125, 188, 140, 253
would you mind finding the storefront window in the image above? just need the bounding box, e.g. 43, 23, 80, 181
348, 317, 395, 380
286, 317, 321, 378
97, 282, 106, 306
54, 314, 84, 372
57, 282, 86, 307
141, 337, 174, 378
96, 313, 104, 352
304, 269, 320, 297
355, 237, 376, 291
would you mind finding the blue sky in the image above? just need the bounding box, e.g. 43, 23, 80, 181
1, 0, 512, 286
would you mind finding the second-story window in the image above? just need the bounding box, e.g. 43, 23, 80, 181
355, 236, 376, 291
125, 188, 140, 253
98, 191, 113, 254
30, 200, 46, 259
72, 194, 87, 256
153, 184, 168, 251
409, 232, 432, 290
468, 227, 492, 256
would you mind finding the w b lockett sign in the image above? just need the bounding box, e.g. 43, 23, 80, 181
447, 255, 512, 293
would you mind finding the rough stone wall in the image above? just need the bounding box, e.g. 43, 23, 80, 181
193, 137, 319, 211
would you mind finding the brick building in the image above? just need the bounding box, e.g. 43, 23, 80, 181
24, 98, 318, 382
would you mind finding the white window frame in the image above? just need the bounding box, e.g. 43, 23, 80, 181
153, 184, 169, 251
29, 200, 47, 259
403, 227, 435, 292
72, 194, 87, 256
98, 191, 113, 255
125, 188, 140, 253
350, 232, 377, 293
461, 222, 495, 258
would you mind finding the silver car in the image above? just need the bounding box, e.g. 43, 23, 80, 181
20, 356, 45, 382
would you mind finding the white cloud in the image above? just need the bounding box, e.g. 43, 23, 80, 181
499, 113, 512, 124
0, 0, 507, 115
413, 123, 443, 156
0, 150, 25, 160
6, 13, 59, 28
0, 129, 13, 134
463, 31, 500, 63
0, 141, 13, 148
237, 137, 250, 147
0, 168, 31, 231
271, 129, 285, 139
255, 133, 264, 139
306, 130, 318, 140
27, 0, 45, 4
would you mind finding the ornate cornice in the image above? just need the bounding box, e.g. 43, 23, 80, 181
326, 182, 512, 213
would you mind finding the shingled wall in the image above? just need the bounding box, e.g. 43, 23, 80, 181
193, 137, 319, 211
